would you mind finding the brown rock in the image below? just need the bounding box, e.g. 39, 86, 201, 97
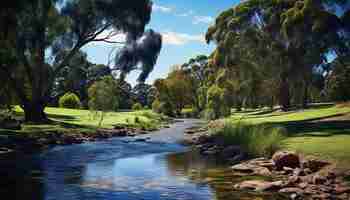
279, 187, 304, 195
288, 175, 302, 184
293, 168, 306, 176
283, 167, 294, 174
234, 180, 282, 191
337, 193, 350, 200
272, 151, 300, 170
231, 163, 255, 173
254, 167, 272, 177
298, 182, 308, 189
335, 185, 350, 194
302, 159, 330, 172
312, 174, 327, 185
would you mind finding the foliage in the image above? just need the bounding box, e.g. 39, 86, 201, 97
88, 76, 119, 126
0, 0, 161, 122
152, 99, 162, 113
58, 92, 82, 109
132, 103, 143, 111
205, 85, 230, 120
204, 0, 350, 112
326, 58, 350, 101
153, 68, 193, 116
211, 121, 286, 157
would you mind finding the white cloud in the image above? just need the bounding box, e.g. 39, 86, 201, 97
176, 10, 195, 17
193, 15, 214, 24
161, 31, 205, 45
152, 4, 173, 13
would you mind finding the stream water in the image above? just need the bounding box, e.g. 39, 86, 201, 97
0, 119, 287, 200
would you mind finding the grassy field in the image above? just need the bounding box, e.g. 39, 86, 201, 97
228, 104, 350, 169
0, 107, 166, 136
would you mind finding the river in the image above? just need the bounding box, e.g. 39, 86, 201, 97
0, 119, 286, 200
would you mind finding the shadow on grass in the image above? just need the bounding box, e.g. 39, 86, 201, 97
263, 113, 350, 137
46, 113, 78, 121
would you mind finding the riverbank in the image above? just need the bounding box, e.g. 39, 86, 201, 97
182, 105, 350, 199
0, 107, 171, 154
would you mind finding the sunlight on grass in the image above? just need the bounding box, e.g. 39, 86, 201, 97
4, 107, 164, 135
230, 106, 350, 124
228, 105, 350, 169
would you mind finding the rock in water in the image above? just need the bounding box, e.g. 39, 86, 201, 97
272, 151, 300, 170
234, 180, 283, 191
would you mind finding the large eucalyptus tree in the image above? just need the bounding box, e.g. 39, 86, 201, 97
0, 0, 162, 122
206, 0, 349, 111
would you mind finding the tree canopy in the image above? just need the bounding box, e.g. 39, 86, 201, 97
0, 0, 162, 122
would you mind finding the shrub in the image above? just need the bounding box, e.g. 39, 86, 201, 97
159, 101, 175, 117
59, 92, 81, 109
132, 103, 143, 111
152, 99, 161, 113
211, 121, 286, 157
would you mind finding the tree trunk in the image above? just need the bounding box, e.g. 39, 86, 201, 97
302, 81, 309, 109
279, 75, 290, 111
270, 96, 274, 110
23, 101, 48, 123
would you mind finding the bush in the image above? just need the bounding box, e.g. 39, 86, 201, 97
59, 92, 81, 109
132, 103, 143, 111
152, 99, 175, 116
152, 99, 161, 113
211, 121, 286, 157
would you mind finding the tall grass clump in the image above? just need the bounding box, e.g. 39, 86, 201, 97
212, 121, 286, 157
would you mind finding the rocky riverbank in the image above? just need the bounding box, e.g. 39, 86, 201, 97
183, 125, 350, 200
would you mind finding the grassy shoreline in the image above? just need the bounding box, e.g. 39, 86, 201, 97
224, 104, 350, 169
0, 107, 169, 153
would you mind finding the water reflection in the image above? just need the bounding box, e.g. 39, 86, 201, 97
0, 119, 287, 200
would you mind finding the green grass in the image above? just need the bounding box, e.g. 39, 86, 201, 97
211, 121, 286, 157
0, 107, 166, 136
227, 104, 350, 169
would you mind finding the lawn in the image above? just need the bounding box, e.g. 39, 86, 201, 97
0, 106, 165, 136
228, 104, 350, 169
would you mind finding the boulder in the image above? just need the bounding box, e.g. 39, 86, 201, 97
272, 151, 300, 170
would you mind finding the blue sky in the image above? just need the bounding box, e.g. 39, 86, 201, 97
83, 0, 239, 85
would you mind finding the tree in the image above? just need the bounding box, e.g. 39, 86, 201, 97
326, 57, 350, 101
205, 85, 230, 120
153, 68, 193, 116
0, 0, 162, 122
205, 0, 350, 111
181, 55, 211, 113
132, 83, 153, 107
88, 76, 119, 126
52, 50, 93, 107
